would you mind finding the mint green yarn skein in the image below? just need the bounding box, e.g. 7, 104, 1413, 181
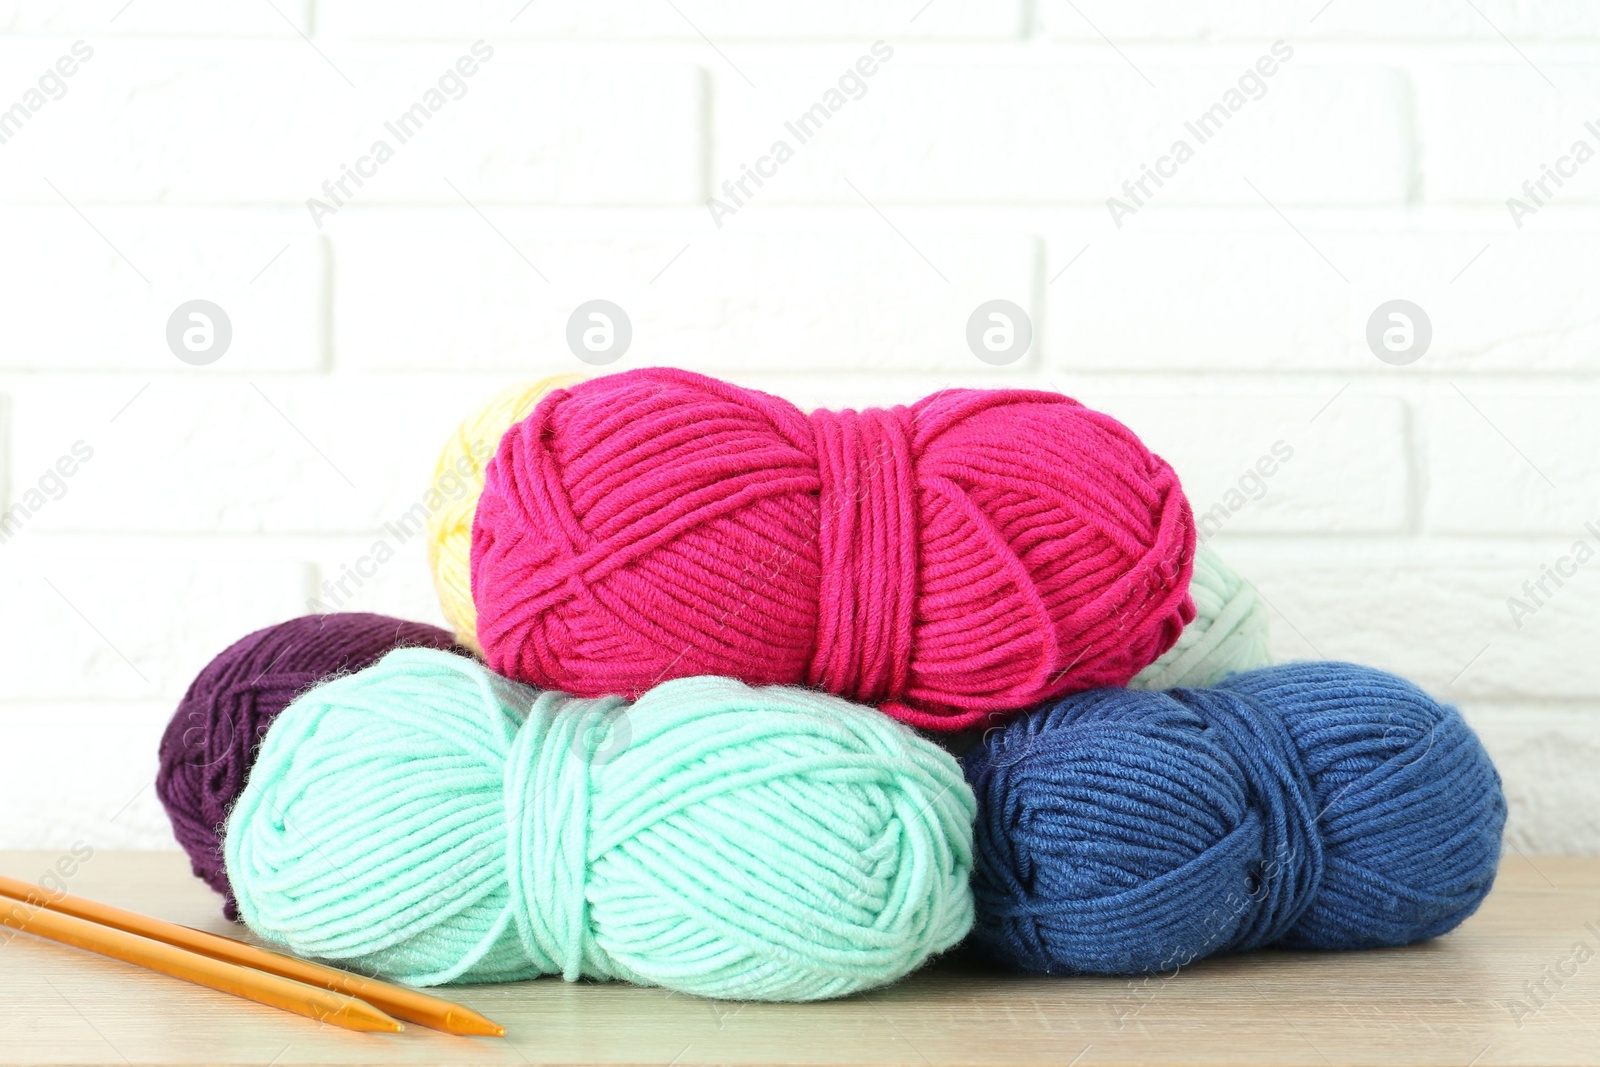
225, 648, 975, 1002
1130, 547, 1272, 689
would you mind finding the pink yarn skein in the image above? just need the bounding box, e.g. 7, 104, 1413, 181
471, 368, 1195, 731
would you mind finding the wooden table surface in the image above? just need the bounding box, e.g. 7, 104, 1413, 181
2, 850, 1597, 1067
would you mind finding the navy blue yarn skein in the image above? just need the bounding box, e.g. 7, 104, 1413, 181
965, 662, 1506, 975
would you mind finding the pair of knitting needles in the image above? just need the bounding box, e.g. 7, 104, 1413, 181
0, 872, 503, 1036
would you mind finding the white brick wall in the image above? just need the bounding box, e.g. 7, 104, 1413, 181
0, 209, 326, 372
316, 1, 1027, 41
1038, 2, 1600, 41
332, 216, 1038, 373
712, 58, 1413, 206
2, 5, 1597, 856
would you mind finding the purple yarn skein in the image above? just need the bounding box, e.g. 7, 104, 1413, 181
156, 613, 457, 919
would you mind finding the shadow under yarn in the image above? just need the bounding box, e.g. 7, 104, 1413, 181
155, 613, 458, 919
965, 661, 1507, 975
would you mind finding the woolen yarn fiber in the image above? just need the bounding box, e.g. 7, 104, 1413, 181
427, 374, 586, 654
426, 378, 1252, 693
471, 367, 1197, 731
965, 662, 1506, 975
156, 613, 457, 918
226, 647, 976, 1001
1130, 548, 1271, 690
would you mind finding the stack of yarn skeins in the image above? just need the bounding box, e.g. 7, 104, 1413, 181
157, 368, 1506, 1003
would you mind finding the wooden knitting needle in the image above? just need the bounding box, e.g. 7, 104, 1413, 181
0, 894, 403, 1033
0, 874, 503, 1038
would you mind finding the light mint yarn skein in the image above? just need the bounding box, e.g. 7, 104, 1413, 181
1130, 547, 1272, 689
225, 648, 976, 1002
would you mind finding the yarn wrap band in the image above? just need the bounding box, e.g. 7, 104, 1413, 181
809, 404, 917, 705
1170, 688, 1323, 951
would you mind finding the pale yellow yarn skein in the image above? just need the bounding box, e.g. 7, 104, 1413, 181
427, 375, 585, 654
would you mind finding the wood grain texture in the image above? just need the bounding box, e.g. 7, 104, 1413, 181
0, 850, 1596, 1067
